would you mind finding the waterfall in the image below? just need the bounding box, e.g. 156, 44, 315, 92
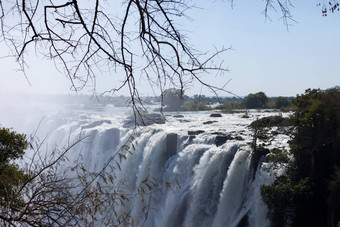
2, 105, 290, 226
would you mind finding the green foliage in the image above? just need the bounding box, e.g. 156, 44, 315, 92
275, 96, 292, 109
0, 127, 30, 209
261, 175, 292, 226
250, 115, 292, 145
216, 99, 245, 112
245, 92, 268, 109
250, 115, 291, 129
0, 127, 28, 165
267, 148, 290, 166
181, 100, 211, 111
291, 88, 340, 180
0, 163, 29, 209
328, 167, 340, 226
262, 176, 313, 227
261, 87, 340, 227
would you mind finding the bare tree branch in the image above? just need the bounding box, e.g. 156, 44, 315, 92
0, 0, 230, 111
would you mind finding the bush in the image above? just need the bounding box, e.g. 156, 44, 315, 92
245, 92, 268, 109
181, 100, 211, 111
250, 115, 291, 129
0, 127, 29, 209
275, 96, 292, 109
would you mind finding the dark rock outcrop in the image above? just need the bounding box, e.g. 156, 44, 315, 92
203, 120, 218, 125
234, 136, 244, 141
189, 135, 196, 141
166, 133, 177, 157
236, 214, 249, 227
179, 119, 191, 123
188, 130, 205, 136
251, 147, 270, 179
215, 134, 234, 147
210, 113, 222, 118
211, 131, 224, 135
123, 113, 165, 128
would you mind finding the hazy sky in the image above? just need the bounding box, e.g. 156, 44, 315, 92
0, 0, 339, 97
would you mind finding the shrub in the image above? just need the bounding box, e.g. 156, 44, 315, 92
245, 92, 268, 109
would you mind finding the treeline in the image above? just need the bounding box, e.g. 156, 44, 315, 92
161, 88, 294, 112
18, 90, 294, 112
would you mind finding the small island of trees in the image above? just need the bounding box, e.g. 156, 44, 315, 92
160, 89, 294, 112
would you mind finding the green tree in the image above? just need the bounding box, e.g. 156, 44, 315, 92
274, 96, 291, 109
261, 87, 340, 227
0, 127, 28, 165
0, 127, 29, 209
245, 92, 268, 109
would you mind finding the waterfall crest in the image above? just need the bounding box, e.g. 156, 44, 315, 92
8, 109, 291, 227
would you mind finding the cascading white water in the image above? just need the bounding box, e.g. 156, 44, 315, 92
1, 101, 290, 227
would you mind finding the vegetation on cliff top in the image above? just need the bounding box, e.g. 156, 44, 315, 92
261, 87, 340, 227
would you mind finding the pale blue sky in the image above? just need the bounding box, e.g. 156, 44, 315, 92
0, 1, 339, 97
185, 0, 340, 96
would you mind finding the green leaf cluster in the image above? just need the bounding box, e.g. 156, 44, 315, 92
250, 115, 291, 129
0, 127, 29, 209
0, 127, 28, 164
245, 92, 268, 109
274, 96, 292, 109
261, 176, 312, 227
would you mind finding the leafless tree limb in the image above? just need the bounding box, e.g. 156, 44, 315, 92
0, 0, 230, 111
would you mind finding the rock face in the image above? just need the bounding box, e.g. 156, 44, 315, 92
210, 113, 222, 118
251, 147, 270, 179
234, 136, 244, 141
123, 113, 165, 128
236, 213, 249, 227
203, 120, 218, 125
188, 130, 205, 136
215, 135, 234, 147
166, 133, 177, 157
